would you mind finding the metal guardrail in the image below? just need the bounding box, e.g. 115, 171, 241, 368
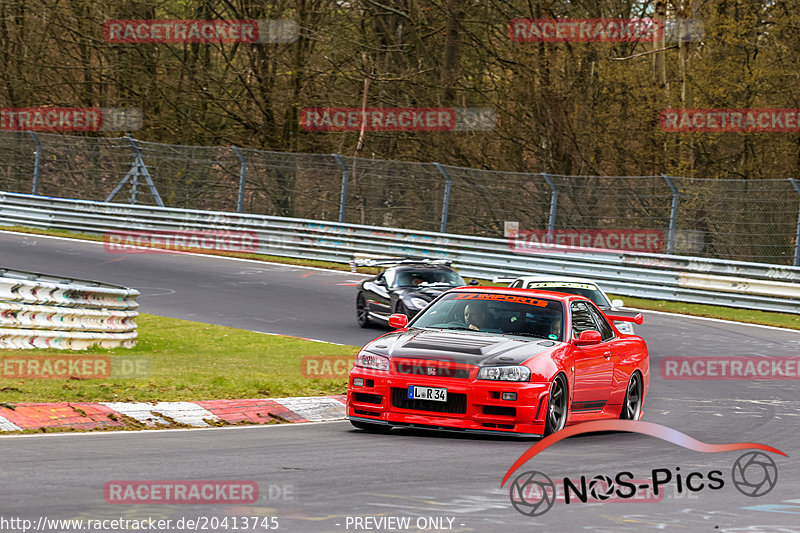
0, 190, 798, 315
0, 262, 139, 349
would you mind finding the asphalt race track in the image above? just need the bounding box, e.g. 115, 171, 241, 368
1, 230, 798, 533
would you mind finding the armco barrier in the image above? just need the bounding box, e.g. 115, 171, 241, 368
0, 265, 139, 349
0, 191, 798, 314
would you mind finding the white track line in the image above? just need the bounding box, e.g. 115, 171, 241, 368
0, 420, 349, 440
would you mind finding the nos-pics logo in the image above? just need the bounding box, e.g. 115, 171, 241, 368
500, 421, 784, 517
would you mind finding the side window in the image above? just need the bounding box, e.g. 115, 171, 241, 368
570, 302, 597, 337
384, 269, 396, 287
587, 304, 615, 341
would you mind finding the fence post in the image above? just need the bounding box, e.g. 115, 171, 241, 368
333, 154, 348, 223
232, 146, 247, 213
790, 179, 800, 266
542, 173, 558, 241
662, 174, 679, 255
106, 137, 165, 207
28, 132, 42, 195
433, 163, 452, 233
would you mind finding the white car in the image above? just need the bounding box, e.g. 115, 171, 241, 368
501, 275, 637, 334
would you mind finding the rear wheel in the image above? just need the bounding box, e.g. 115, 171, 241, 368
356, 293, 372, 328
350, 420, 392, 433
620, 372, 643, 420
544, 374, 568, 436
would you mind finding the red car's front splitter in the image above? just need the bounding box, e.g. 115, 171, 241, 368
347, 367, 549, 437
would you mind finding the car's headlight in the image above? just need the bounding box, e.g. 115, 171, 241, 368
409, 297, 429, 310
615, 321, 633, 334
354, 350, 390, 371
477, 366, 531, 382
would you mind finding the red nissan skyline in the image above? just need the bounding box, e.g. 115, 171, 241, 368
347, 286, 648, 437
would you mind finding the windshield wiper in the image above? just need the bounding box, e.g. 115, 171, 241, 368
508, 332, 551, 339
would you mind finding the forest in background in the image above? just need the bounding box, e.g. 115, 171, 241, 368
1, 0, 798, 180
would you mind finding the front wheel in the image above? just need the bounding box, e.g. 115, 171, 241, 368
620, 372, 643, 420
350, 420, 392, 433
544, 374, 568, 436
356, 293, 373, 328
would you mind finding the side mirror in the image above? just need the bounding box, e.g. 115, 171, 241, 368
376, 278, 387, 286
611, 299, 624, 308
469, 279, 480, 286
388, 313, 408, 329
574, 330, 602, 346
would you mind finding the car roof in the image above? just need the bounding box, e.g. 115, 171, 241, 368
389, 264, 457, 272
513, 275, 602, 287
448, 285, 584, 303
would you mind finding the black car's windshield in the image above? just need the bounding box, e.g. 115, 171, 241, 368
394, 269, 465, 288
524, 282, 611, 308
410, 292, 565, 341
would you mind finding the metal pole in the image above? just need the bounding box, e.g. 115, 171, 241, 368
28, 132, 42, 195
790, 179, 800, 266
542, 173, 559, 242
434, 163, 452, 233
333, 154, 349, 223
232, 146, 247, 213
662, 174, 679, 255
128, 137, 164, 207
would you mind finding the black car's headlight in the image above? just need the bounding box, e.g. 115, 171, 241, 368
477, 366, 531, 382
354, 350, 390, 371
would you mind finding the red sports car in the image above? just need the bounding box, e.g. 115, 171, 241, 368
347, 286, 648, 437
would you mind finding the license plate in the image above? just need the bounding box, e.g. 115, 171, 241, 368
408, 386, 447, 402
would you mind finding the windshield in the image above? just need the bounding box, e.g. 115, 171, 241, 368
394, 269, 465, 288
410, 292, 565, 341
524, 282, 611, 308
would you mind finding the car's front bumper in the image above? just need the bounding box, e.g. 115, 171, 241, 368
347, 365, 550, 436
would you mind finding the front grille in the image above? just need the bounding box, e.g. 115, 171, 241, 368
482, 405, 517, 417
395, 362, 470, 379
353, 392, 382, 405
391, 388, 467, 414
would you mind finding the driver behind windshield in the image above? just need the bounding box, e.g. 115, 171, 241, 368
464, 303, 489, 331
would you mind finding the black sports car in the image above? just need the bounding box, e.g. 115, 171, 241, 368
355, 259, 476, 327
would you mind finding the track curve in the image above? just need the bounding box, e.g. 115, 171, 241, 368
0, 230, 798, 532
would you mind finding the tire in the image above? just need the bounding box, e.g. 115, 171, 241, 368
356, 293, 373, 328
544, 374, 568, 436
620, 371, 643, 420
350, 420, 392, 433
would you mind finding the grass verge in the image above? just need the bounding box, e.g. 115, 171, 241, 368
0, 313, 357, 403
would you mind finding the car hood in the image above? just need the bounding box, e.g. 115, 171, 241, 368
396, 286, 454, 300
363, 328, 560, 366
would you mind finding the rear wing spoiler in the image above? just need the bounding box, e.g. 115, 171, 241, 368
492, 276, 517, 284
606, 313, 643, 325
350, 254, 452, 270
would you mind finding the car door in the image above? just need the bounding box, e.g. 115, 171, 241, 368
366, 270, 393, 319
570, 301, 614, 410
